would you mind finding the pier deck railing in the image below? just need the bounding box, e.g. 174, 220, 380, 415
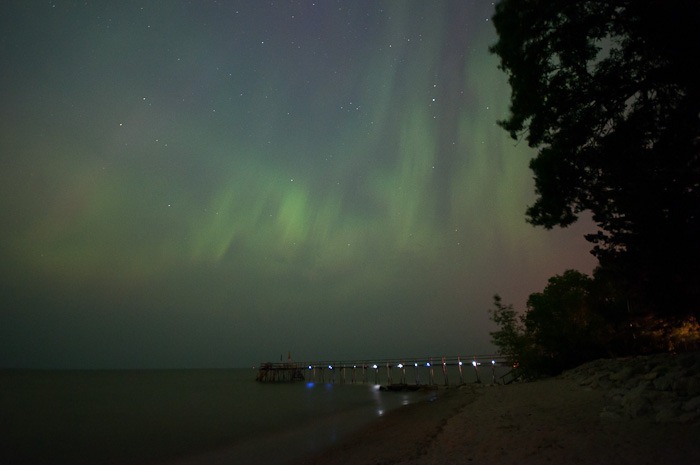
257, 354, 514, 385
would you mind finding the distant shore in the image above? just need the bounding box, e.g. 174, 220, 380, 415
297, 352, 700, 465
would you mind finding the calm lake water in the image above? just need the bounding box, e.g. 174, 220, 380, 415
1, 368, 444, 465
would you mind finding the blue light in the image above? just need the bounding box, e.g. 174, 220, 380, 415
328, 365, 333, 370
308, 365, 312, 370
426, 362, 431, 367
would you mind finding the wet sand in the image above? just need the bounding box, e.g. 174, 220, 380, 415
298, 378, 700, 465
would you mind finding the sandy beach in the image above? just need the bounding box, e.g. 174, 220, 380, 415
298, 376, 700, 465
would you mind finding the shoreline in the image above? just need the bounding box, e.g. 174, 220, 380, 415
293, 384, 477, 465
296, 354, 700, 465
3, 354, 698, 464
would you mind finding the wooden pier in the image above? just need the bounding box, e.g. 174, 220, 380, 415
256, 354, 515, 385
255, 362, 305, 382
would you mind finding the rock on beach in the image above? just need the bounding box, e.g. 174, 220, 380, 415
563, 350, 700, 423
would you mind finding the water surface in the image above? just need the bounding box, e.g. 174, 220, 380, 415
0, 369, 430, 464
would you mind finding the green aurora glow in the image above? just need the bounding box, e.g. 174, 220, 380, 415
0, 1, 595, 368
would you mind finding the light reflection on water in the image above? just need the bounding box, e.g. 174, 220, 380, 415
3, 366, 493, 464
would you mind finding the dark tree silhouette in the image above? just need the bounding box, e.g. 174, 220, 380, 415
524, 270, 609, 373
488, 294, 526, 366
490, 0, 700, 318
489, 271, 612, 376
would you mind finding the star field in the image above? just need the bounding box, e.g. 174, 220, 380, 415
0, 1, 595, 368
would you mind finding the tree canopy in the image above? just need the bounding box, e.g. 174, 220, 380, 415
490, 0, 700, 318
524, 270, 608, 373
489, 269, 700, 377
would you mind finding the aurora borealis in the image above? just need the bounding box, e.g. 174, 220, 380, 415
0, 1, 596, 368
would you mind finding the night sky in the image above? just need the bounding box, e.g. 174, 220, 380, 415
1, 1, 596, 369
